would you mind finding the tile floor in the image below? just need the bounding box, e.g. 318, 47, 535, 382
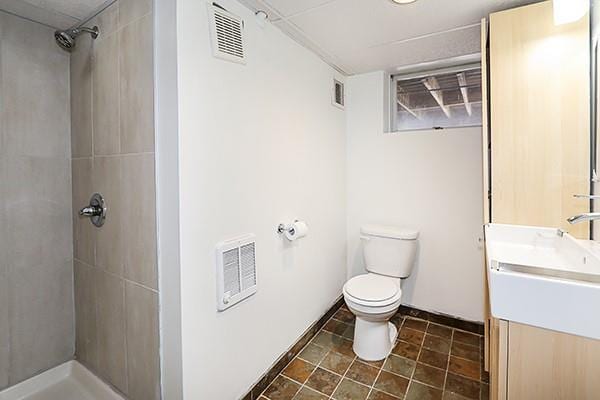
260, 306, 488, 400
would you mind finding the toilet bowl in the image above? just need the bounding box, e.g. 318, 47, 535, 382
343, 273, 403, 360
344, 225, 419, 361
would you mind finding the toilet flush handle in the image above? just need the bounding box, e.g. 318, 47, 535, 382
359, 235, 371, 242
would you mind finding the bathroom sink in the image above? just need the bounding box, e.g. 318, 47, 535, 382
485, 224, 600, 340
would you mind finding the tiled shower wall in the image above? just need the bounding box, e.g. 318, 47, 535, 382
70, 0, 160, 399
0, 11, 74, 390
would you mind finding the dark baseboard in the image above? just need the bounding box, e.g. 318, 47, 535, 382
398, 305, 484, 335
241, 296, 345, 400
240, 298, 483, 399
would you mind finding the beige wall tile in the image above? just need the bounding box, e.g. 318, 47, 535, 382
74, 260, 98, 371
2, 155, 73, 269
0, 14, 73, 384
93, 34, 120, 155
0, 13, 4, 157
0, 261, 8, 389
1, 2, 158, 394
94, 156, 124, 275
70, 38, 93, 158
8, 260, 74, 385
119, 0, 152, 28
119, 14, 154, 154
67, 3, 160, 397
1, 153, 74, 385
91, 2, 119, 39
0, 14, 70, 158
121, 154, 157, 288
72, 158, 96, 265
126, 282, 160, 400
96, 269, 127, 393
0, 132, 6, 391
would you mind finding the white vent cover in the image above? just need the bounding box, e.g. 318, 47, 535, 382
208, 3, 246, 64
216, 234, 257, 311
332, 79, 345, 109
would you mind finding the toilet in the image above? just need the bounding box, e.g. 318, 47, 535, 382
343, 225, 419, 361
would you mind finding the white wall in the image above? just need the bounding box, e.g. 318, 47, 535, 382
175, 0, 347, 398
346, 71, 485, 322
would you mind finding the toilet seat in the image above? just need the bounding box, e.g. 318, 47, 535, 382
343, 274, 401, 307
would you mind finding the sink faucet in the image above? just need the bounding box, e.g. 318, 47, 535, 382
568, 194, 600, 224
567, 213, 600, 224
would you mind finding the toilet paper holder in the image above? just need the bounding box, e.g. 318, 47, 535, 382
277, 221, 298, 235
277, 219, 309, 241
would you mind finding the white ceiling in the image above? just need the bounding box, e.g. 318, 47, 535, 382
0, 0, 541, 71
0, 0, 110, 29
239, 0, 542, 75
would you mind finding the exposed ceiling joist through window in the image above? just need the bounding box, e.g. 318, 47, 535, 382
392, 65, 482, 131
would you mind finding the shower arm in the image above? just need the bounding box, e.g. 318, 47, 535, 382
72, 26, 99, 39
75, 27, 95, 34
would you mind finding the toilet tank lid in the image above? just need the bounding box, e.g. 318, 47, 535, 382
361, 225, 419, 240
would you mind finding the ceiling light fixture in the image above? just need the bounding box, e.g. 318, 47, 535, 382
553, 0, 588, 25
390, 0, 418, 4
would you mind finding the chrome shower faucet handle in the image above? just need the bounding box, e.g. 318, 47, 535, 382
79, 193, 107, 227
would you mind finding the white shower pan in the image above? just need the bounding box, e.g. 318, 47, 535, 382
0, 361, 125, 400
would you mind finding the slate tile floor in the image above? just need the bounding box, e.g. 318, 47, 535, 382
260, 306, 488, 400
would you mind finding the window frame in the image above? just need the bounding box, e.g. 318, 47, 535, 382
390, 62, 483, 133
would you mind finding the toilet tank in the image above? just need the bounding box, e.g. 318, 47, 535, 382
361, 225, 419, 278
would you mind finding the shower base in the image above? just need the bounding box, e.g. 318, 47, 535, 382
0, 361, 125, 400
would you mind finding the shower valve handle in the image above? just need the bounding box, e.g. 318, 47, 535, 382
79, 205, 102, 217
79, 193, 107, 227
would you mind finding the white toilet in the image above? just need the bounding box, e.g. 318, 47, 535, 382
343, 225, 419, 361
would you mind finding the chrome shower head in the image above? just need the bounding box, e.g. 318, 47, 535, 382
54, 26, 99, 52
54, 30, 75, 51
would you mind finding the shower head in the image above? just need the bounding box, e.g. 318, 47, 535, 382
54, 26, 99, 52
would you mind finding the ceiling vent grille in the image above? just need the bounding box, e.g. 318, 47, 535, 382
208, 3, 246, 64
216, 234, 257, 311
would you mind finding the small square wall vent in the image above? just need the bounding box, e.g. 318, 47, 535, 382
333, 79, 345, 109
216, 234, 257, 311
208, 3, 246, 64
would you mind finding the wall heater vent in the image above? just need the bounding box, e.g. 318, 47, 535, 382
216, 234, 257, 311
208, 3, 246, 64
333, 79, 345, 109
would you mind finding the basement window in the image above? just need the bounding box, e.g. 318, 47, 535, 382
391, 64, 482, 132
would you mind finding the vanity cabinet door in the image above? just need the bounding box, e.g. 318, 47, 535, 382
506, 322, 600, 399
489, 319, 508, 400
489, 0, 590, 238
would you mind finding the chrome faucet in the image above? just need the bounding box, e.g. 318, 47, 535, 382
568, 194, 600, 224
567, 213, 600, 224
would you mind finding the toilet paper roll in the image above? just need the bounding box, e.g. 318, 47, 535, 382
285, 221, 308, 241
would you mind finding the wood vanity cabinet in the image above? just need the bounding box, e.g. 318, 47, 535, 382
488, 320, 600, 400
482, 2, 599, 399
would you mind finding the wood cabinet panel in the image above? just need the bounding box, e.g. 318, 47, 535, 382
507, 322, 600, 399
489, 318, 507, 400
481, 16, 492, 374
489, 1, 590, 238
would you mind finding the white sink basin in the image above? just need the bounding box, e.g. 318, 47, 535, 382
485, 223, 600, 340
